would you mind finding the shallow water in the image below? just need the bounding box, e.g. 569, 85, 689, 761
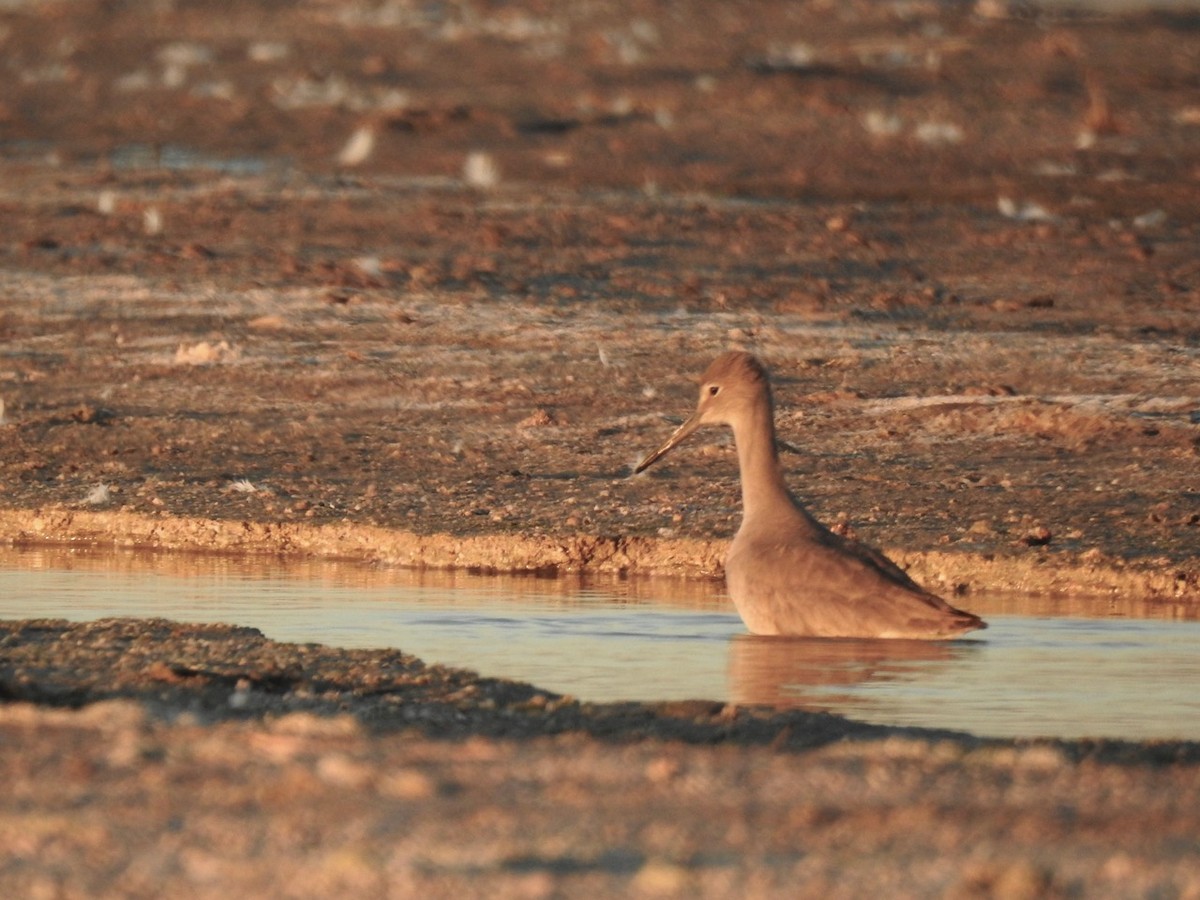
108, 143, 277, 175
2, 547, 1198, 741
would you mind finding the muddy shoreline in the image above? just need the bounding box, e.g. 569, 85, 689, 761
3, 506, 1200, 600
2, 616, 1200, 897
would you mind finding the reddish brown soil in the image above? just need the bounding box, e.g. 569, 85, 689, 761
2, 1, 1200, 599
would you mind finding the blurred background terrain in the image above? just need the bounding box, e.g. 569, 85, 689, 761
0, 0, 1198, 593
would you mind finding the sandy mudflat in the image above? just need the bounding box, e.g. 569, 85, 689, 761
2, 0, 1200, 895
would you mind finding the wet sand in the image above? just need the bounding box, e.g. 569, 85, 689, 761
2, 0, 1200, 894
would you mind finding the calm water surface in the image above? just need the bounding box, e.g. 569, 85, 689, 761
2, 548, 1198, 741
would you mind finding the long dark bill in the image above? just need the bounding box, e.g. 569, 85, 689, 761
634, 413, 704, 473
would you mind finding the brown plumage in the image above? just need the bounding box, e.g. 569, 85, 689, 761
636, 351, 985, 639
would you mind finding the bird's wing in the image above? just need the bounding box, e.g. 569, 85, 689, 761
728, 530, 981, 638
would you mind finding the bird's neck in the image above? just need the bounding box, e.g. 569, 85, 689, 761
731, 392, 795, 523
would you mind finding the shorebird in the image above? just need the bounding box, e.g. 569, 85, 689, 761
635, 351, 985, 639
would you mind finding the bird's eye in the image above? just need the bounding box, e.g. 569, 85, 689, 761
708, 385, 720, 396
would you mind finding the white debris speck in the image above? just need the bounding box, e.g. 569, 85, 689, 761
914, 121, 964, 145
630, 19, 659, 45
230, 479, 257, 493
157, 42, 213, 68
377, 89, 410, 111
612, 35, 644, 64
155, 41, 213, 90
113, 70, 154, 92
0, 397, 7, 426
85, 484, 112, 505
862, 109, 903, 138
161, 64, 187, 89
97, 190, 117, 215
20, 63, 72, 85
610, 95, 635, 117
271, 74, 351, 110
597, 345, 610, 367
997, 196, 1057, 223
191, 79, 236, 101
337, 125, 376, 167
248, 41, 290, 63
463, 151, 500, 188
1132, 209, 1166, 230
765, 41, 817, 69
353, 256, 384, 278
143, 207, 163, 235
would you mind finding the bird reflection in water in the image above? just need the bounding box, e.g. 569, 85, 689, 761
728, 633, 981, 710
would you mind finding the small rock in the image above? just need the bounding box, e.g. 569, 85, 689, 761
174, 340, 238, 365
84, 483, 113, 505
1132, 208, 1167, 230
72, 405, 116, 425
1020, 525, 1052, 547
143, 206, 163, 235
